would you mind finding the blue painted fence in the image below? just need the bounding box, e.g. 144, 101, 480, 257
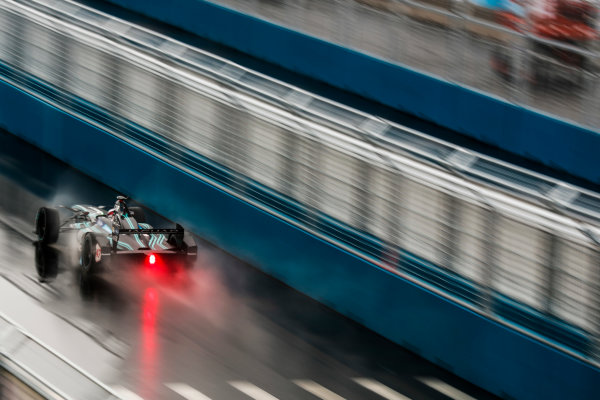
103, 0, 600, 185
1, 66, 599, 399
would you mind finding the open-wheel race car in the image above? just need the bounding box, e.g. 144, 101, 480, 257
34, 196, 197, 278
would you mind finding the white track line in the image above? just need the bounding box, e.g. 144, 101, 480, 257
293, 380, 346, 400
229, 381, 279, 400
417, 377, 477, 400
111, 386, 145, 400
353, 378, 412, 400
166, 383, 213, 400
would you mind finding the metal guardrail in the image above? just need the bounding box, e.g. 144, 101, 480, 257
19, 0, 600, 228
1, 0, 600, 366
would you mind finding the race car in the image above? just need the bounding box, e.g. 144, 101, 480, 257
34, 196, 197, 277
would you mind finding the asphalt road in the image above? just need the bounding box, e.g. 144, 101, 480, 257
0, 130, 501, 399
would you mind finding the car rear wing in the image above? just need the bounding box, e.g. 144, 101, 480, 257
118, 228, 183, 234
109, 224, 189, 253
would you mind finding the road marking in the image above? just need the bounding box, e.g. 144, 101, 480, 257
417, 377, 477, 400
166, 383, 212, 400
111, 386, 144, 400
352, 378, 412, 400
293, 380, 346, 400
229, 381, 279, 400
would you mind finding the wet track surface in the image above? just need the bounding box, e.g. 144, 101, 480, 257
0, 129, 499, 399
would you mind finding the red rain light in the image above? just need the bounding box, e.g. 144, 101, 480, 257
148, 254, 156, 265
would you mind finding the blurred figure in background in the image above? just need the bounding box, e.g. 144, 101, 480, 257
492, 0, 598, 85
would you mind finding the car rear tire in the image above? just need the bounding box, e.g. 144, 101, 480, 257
128, 206, 146, 223
35, 242, 58, 282
185, 252, 197, 270
81, 233, 99, 279
35, 207, 59, 244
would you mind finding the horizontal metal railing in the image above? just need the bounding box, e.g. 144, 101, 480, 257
18, 0, 600, 228
1, 0, 600, 365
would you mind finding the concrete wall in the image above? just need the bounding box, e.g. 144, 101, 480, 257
1, 71, 599, 399
102, 0, 600, 185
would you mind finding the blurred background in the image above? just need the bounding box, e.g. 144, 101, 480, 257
1, 0, 600, 399
215, 0, 600, 128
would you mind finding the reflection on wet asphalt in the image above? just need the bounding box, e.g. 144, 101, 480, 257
0, 129, 499, 399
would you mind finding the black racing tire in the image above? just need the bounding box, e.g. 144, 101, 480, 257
167, 233, 182, 249
35, 242, 58, 282
35, 207, 60, 244
128, 206, 146, 223
81, 233, 99, 279
185, 252, 197, 270
184, 237, 198, 270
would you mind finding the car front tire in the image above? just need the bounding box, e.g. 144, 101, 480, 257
35, 207, 60, 244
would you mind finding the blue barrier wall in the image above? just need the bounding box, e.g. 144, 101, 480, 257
102, 0, 600, 185
2, 74, 600, 399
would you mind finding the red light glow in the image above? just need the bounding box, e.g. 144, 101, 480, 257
140, 287, 158, 399
148, 254, 156, 265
